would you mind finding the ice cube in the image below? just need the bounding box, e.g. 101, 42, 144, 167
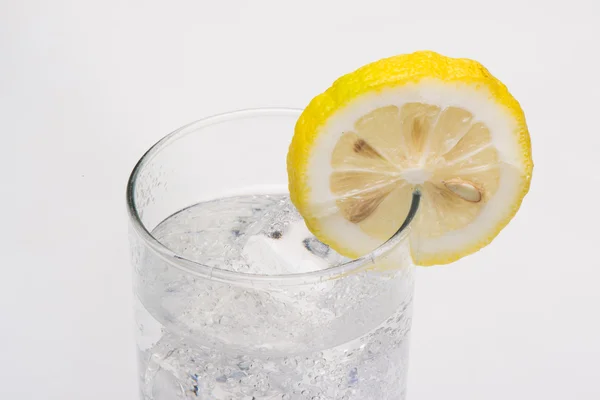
242, 220, 332, 274
240, 196, 299, 240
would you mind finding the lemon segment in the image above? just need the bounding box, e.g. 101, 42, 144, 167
287, 51, 532, 266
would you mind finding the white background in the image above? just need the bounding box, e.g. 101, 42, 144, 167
2, 1, 599, 399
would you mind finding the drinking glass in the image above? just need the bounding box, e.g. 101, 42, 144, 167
127, 108, 416, 400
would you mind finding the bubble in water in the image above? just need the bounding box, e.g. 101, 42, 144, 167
302, 237, 330, 258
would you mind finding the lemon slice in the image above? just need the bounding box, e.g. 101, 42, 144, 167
287, 51, 533, 266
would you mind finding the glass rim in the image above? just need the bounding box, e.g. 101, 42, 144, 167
126, 108, 411, 286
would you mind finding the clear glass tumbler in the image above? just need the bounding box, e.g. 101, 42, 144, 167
127, 109, 415, 400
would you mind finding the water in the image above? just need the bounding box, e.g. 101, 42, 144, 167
134, 195, 414, 400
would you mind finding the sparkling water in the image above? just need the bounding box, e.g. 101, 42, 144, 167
134, 195, 414, 400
